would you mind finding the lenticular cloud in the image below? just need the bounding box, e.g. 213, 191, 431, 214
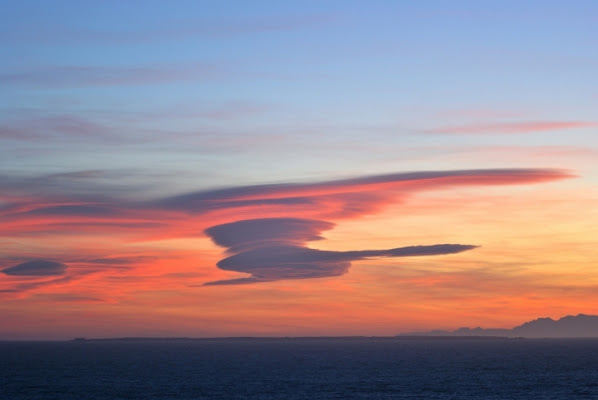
195, 168, 573, 285
203, 218, 476, 285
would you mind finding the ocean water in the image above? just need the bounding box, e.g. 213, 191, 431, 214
2, 337, 598, 399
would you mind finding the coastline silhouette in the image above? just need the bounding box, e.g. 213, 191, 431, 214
401, 314, 598, 338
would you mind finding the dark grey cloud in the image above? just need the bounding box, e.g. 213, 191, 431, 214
203, 218, 477, 285
205, 218, 334, 253
21, 204, 121, 217
208, 244, 476, 285
85, 256, 158, 265
2, 260, 67, 276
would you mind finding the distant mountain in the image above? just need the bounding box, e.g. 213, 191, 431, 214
512, 314, 598, 338
401, 314, 598, 338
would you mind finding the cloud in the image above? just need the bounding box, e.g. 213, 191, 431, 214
158, 168, 573, 219
2, 168, 571, 222
422, 121, 597, 134
203, 217, 477, 285
0, 169, 152, 210
21, 204, 122, 217
2, 14, 334, 45
196, 102, 268, 120
0, 168, 574, 289
85, 256, 158, 265
1, 168, 573, 241
0, 64, 222, 88
2, 260, 67, 276
205, 218, 334, 253
0, 115, 110, 141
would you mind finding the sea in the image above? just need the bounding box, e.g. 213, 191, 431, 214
2, 337, 598, 399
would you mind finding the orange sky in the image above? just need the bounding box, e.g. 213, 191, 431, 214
2, 169, 597, 340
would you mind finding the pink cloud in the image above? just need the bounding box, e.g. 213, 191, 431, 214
423, 121, 597, 134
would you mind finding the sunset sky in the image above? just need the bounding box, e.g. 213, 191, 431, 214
2, 1, 598, 340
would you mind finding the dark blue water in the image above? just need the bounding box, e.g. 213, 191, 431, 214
2, 337, 598, 399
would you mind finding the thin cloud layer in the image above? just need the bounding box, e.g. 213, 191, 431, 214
423, 121, 597, 135
0, 64, 222, 88
3, 14, 333, 45
158, 168, 572, 217
2, 260, 67, 276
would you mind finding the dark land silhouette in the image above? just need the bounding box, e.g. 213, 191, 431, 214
65, 314, 598, 342
401, 314, 598, 338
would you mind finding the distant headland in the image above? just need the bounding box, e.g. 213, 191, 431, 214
400, 314, 598, 338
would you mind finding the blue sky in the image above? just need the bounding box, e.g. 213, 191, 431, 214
3, 1, 596, 189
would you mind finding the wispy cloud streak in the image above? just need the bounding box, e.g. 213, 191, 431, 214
2, 260, 67, 276
0, 64, 222, 88
158, 169, 572, 221
2, 14, 334, 44
423, 121, 596, 134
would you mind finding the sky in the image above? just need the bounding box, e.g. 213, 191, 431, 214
1, 0, 597, 340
